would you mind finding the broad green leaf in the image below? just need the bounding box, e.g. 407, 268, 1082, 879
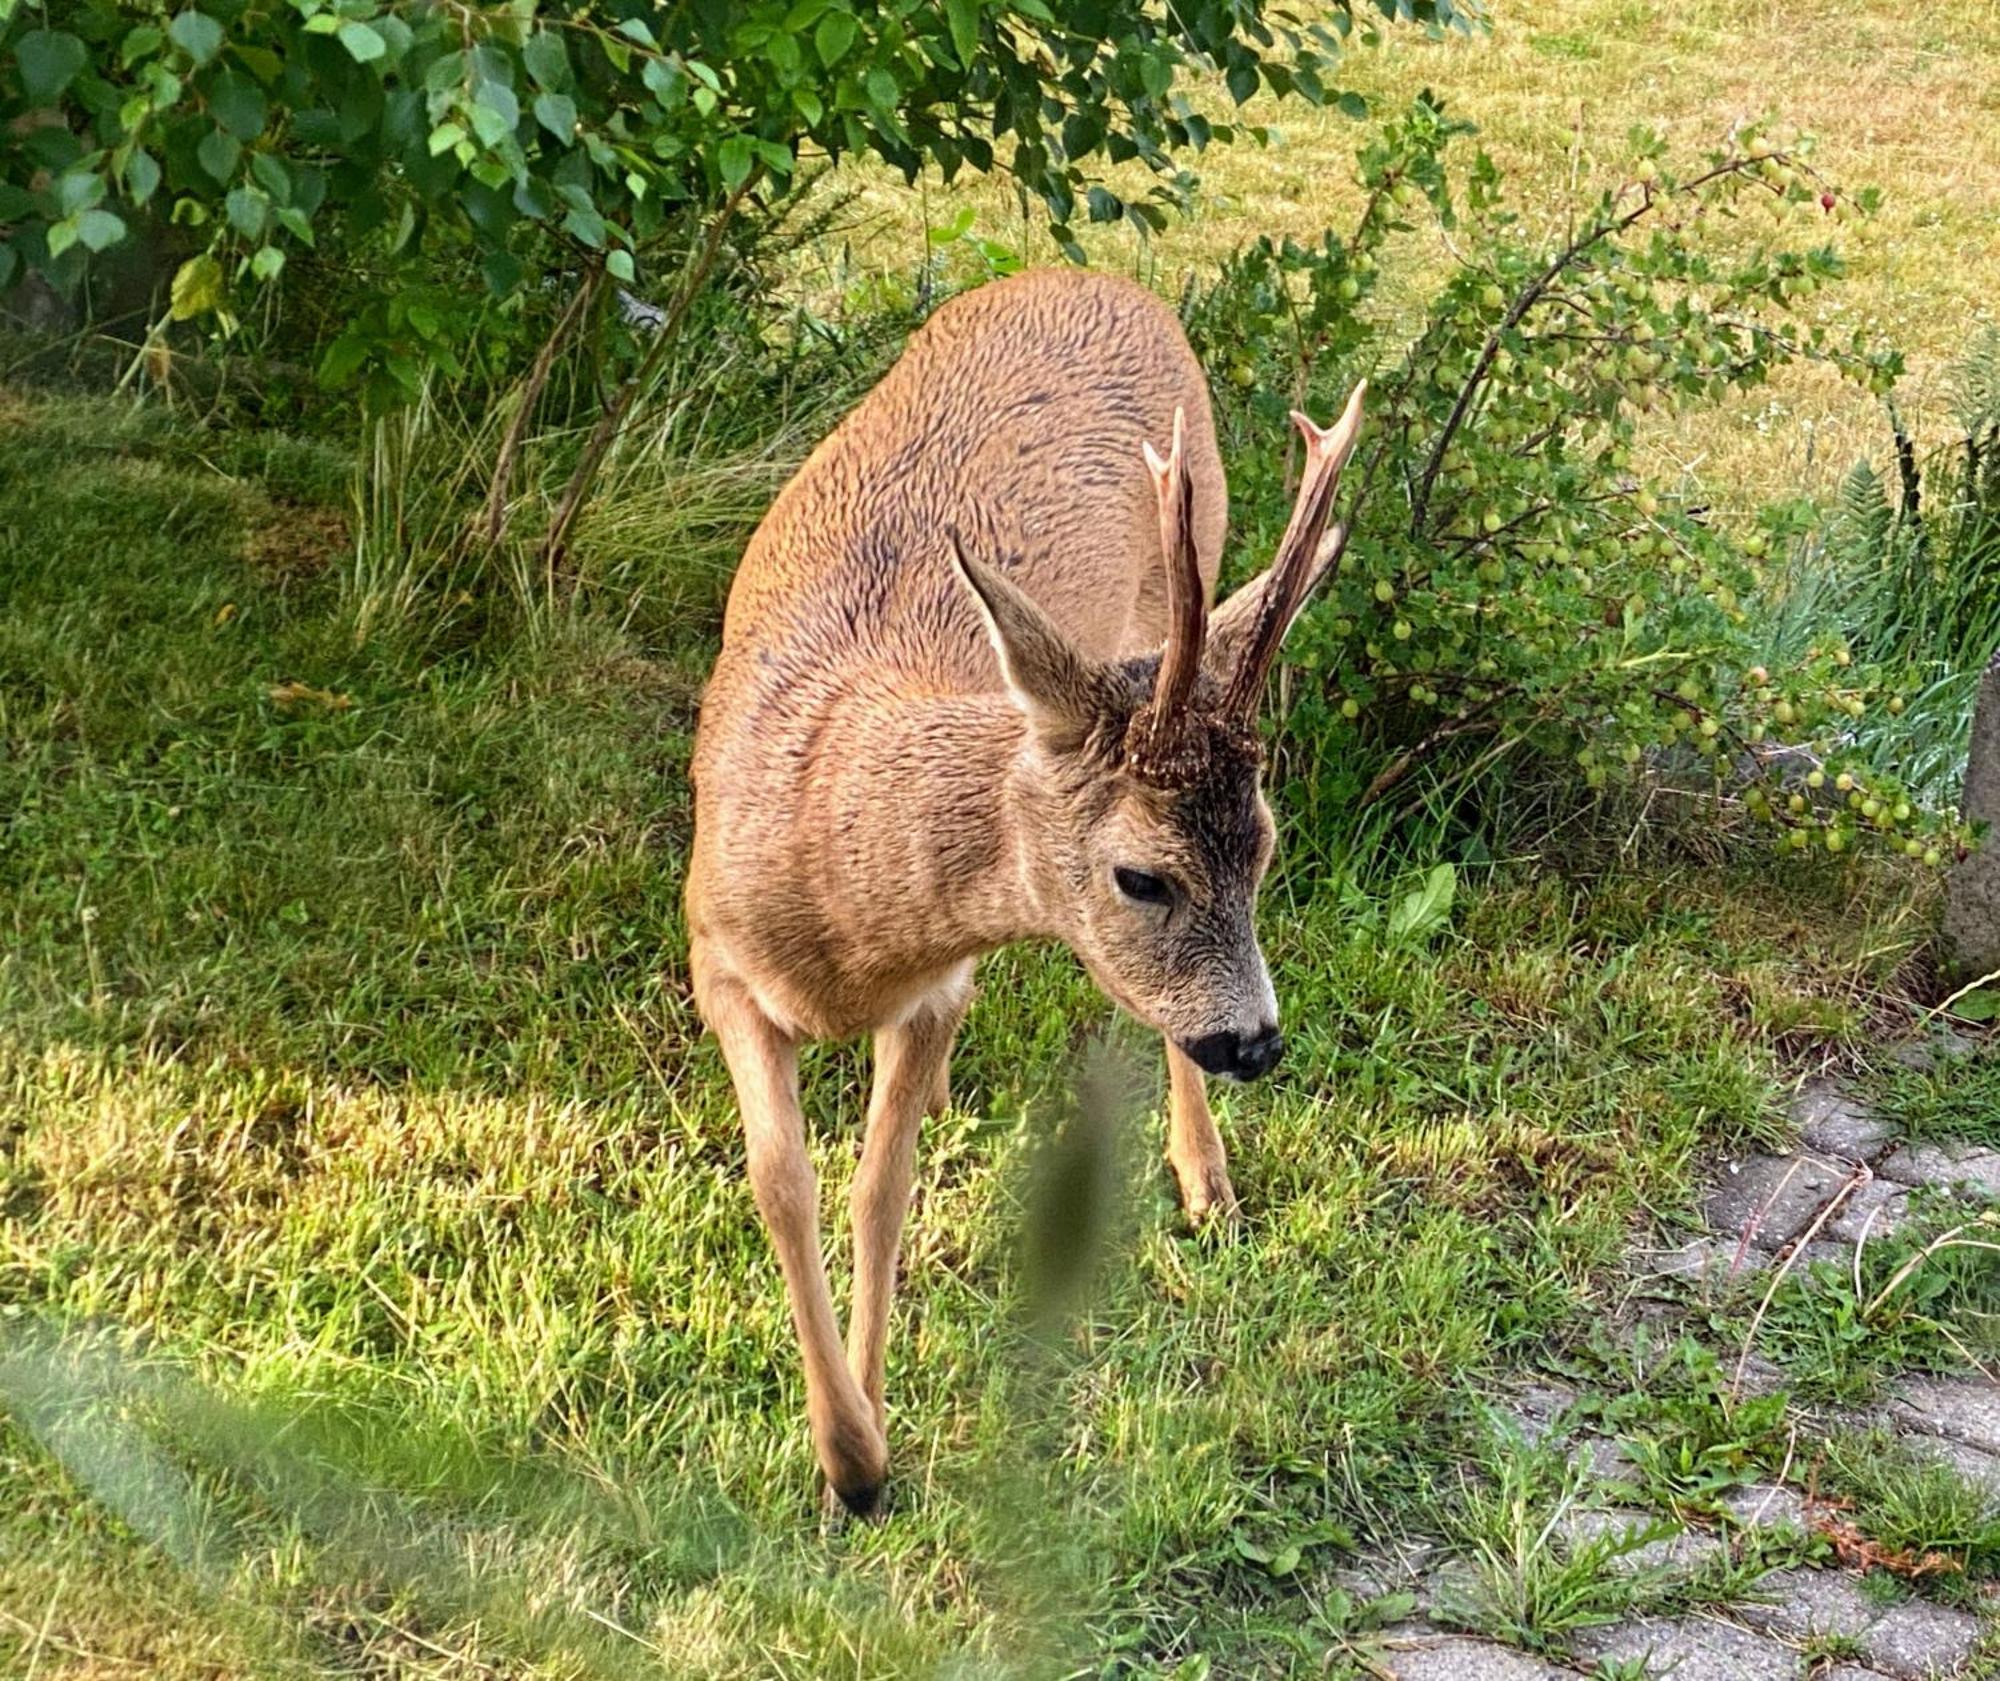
196, 128, 241, 182
427, 122, 467, 157
615, 17, 657, 47
249, 151, 290, 203
125, 150, 162, 204
522, 31, 571, 90
944, 0, 979, 67
46, 219, 80, 260
606, 248, 634, 282
337, 21, 387, 64
166, 10, 223, 66
814, 10, 857, 67
120, 25, 165, 67
75, 208, 128, 251
209, 73, 268, 141
169, 251, 225, 319
1387, 863, 1457, 947
251, 245, 285, 280
17, 29, 87, 102
465, 100, 512, 147
716, 133, 754, 189
533, 92, 576, 139
225, 185, 268, 238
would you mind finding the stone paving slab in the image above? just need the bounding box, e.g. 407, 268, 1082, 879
1877, 1143, 2000, 1197
1719, 1481, 1807, 1532
1897, 1431, 2000, 1507
1559, 1507, 1722, 1577
1705, 1153, 1852, 1252
1570, 1614, 1805, 1679
1818, 1670, 1898, 1681
1891, 1375, 2000, 1456
1735, 1565, 1881, 1640
1653, 1234, 1771, 1284
1380, 1635, 1572, 1679
1858, 1597, 1987, 1679
1794, 1077, 1897, 1160
1824, 1178, 1917, 1244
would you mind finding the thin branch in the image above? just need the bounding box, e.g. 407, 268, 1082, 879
482, 258, 604, 552
539, 169, 763, 588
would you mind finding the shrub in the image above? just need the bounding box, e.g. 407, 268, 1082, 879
1182, 94, 1960, 863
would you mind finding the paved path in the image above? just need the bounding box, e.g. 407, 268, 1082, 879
1354, 1054, 1998, 1679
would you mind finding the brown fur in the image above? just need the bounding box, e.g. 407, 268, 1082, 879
687, 267, 1361, 1514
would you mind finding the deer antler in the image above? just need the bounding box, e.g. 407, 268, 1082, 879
1126, 407, 1208, 775
1218, 381, 1367, 724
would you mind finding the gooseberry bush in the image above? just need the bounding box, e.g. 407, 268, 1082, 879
1187, 94, 1960, 863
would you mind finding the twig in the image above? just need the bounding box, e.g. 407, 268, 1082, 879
481, 259, 604, 552
539, 168, 763, 587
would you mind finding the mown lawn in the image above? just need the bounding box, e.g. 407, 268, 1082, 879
819, 0, 2000, 510
0, 378, 1968, 1679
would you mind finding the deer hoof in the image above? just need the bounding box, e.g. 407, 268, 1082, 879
823, 1475, 888, 1524
1176, 1163, 1239, 1229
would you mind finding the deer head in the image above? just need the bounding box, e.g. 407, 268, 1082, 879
949, 382, 1366, 1080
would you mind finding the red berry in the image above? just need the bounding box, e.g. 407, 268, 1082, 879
1819, 192, 1836, 212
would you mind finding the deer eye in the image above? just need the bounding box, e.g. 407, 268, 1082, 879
1113, 867, 1173, 906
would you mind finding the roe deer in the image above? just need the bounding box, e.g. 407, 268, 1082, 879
687, 267, 1364, 1516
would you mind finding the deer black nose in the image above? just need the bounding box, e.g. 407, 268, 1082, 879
1184, 1026, 1285, 1082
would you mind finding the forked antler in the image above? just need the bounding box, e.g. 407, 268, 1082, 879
1218, 380, 1368, 724
1126, 406, 1207, 772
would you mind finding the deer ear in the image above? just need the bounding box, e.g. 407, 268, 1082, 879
947, 535, 1101, 744
1202, 522, 1345, 698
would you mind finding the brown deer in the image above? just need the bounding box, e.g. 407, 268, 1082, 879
687, 267, 1364, 1516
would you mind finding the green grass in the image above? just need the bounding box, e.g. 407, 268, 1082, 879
0, 370, 1984, 1674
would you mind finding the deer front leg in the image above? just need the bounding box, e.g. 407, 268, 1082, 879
702, 971, 887, 1517
849, 978, 967, 1445
1165, 1040, 1237, 1225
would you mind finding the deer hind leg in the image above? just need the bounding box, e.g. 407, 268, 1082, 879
848, 972, 969, 1444
699, 966, 887, 1516
1165, 1039, 1238, 1225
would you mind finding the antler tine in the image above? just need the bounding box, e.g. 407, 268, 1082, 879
1131, 406, 1206, 755
1219, 380, 1367, 723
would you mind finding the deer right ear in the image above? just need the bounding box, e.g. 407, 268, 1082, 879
947, 534, 1101, 745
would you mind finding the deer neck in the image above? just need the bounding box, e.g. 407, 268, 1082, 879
817, 690, 1062, 966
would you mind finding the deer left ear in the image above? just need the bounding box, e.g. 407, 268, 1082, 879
947, 534, 1102, 746
1203, 541, 1334, 683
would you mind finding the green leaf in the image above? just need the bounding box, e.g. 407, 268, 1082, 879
75, 208, 128, 252
814, 10, 857, 67
606, 248, 634, 282
45, 219, 79, 260
17, 29, 87, 102
465, 100, 512, 148
337, 21, 387, 64
250, 244, 285, 281
1387, 863, 1457, 947
615, 17, 658, 47
169, 251, 225, 319
166, 11, 223, 67
716, 133, 755, 189
1950, 989, 2000, 1024
224, 185, 268, 239
209, 73, 268, 141
427, 123, 467, 157
522, 31, 571, 90
864, 67, 898, 111
249, 151, 291, 204
120, 25, 165, 68
196, 128, 241, 183
125, 150, 162, 205
944, 0, 979, 68
533, 92, 577, 139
